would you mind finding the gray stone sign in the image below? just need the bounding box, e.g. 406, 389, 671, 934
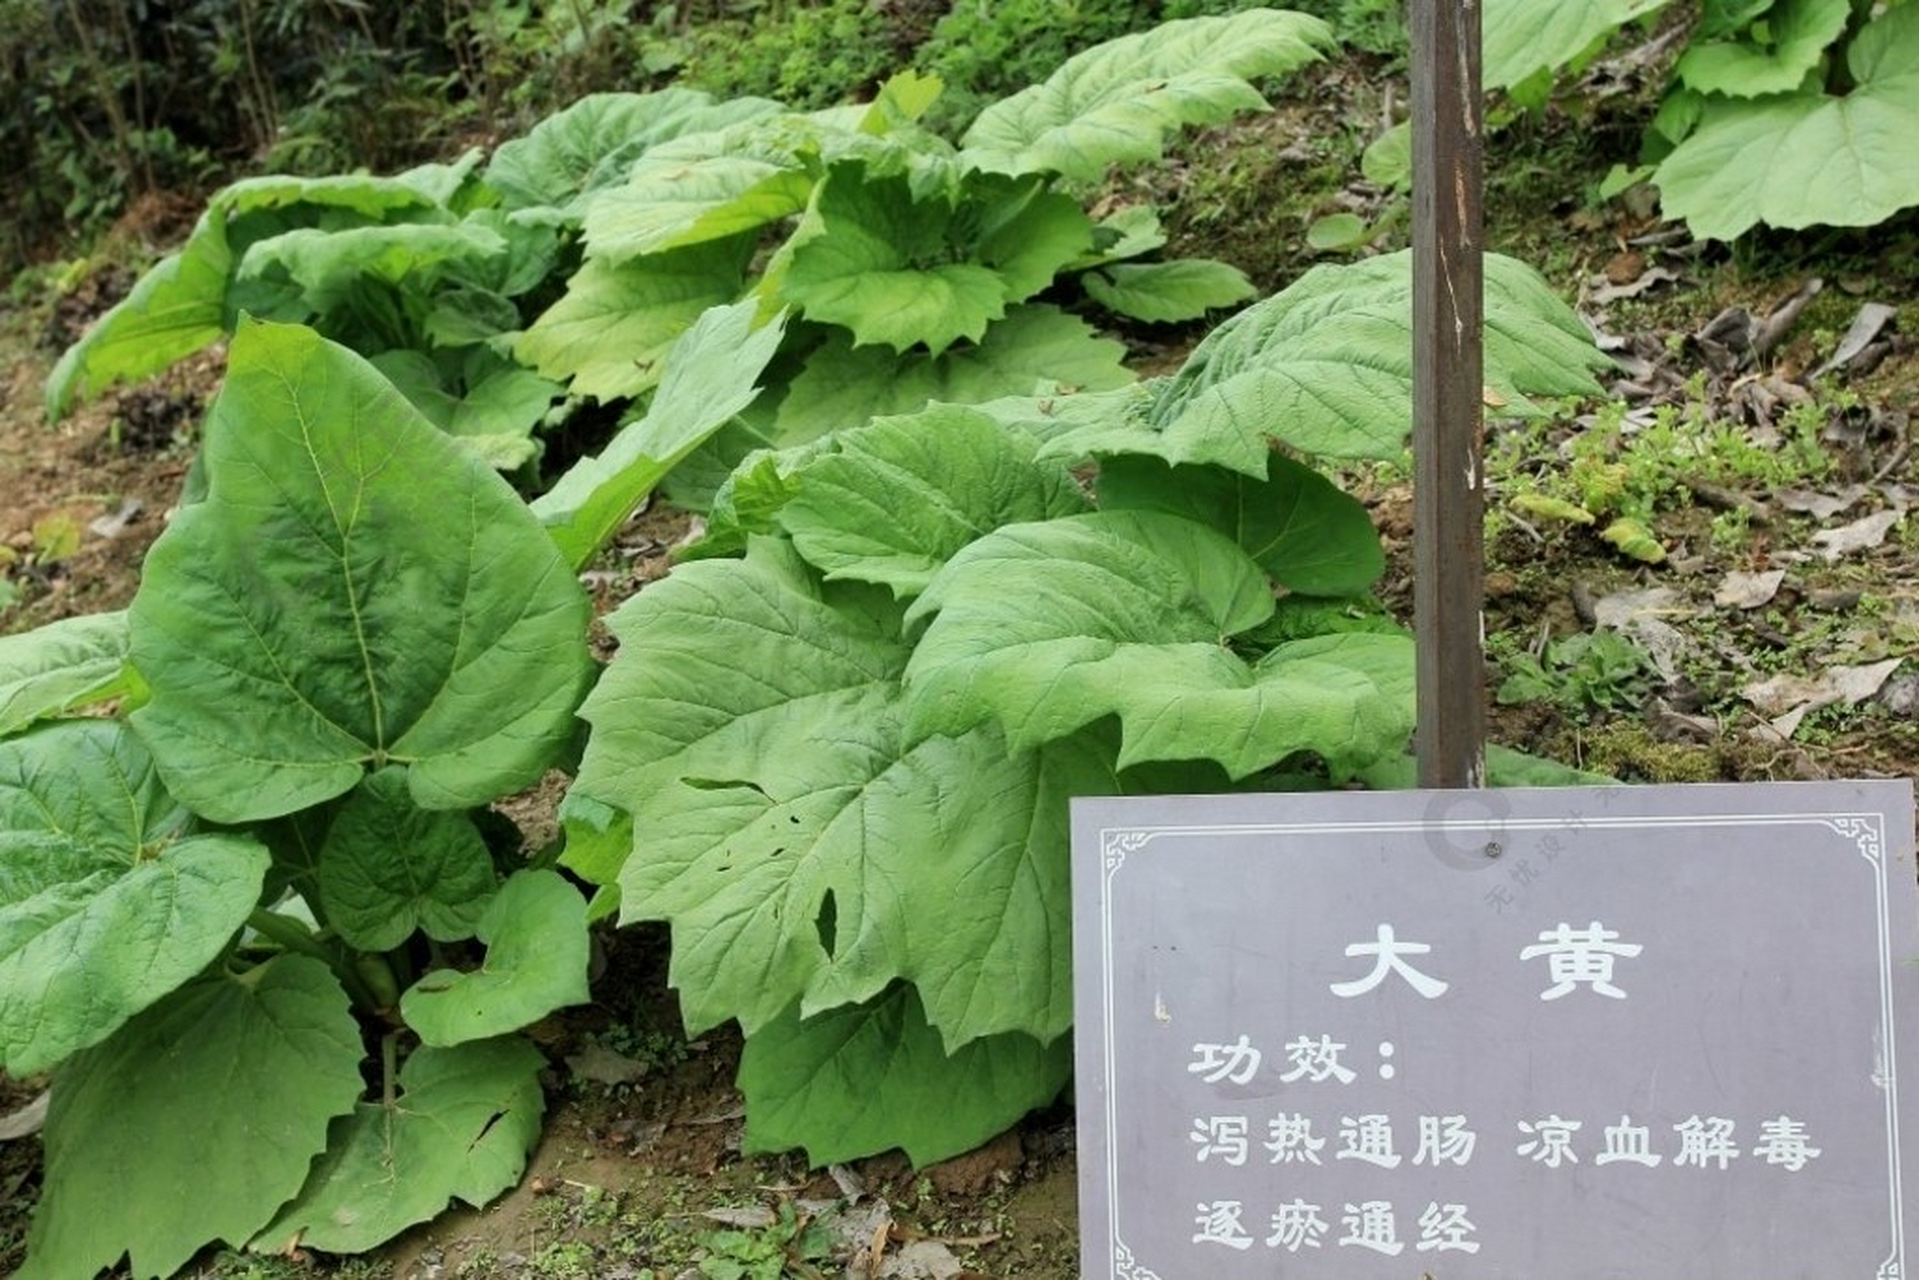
1072, 780, 1918, 1278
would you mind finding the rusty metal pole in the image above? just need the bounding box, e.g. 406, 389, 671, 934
1411, 0, 1486, 788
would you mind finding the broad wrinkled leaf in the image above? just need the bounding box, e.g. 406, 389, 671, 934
1115, 633, 1418, 778
401, 870, 590, 1046
1483, 0, 1675, 90
1096, 455, 1384, 596
905, 511, 1418, 776
739, 986, 1071, 1167
46, 212, 233, 420
128, 320, 593, 822
1675, 0, 1849, 96
960, 10, 1331, 183
777, 407, 1088, 597
1655, 3, 1919, 238
316, 768, 496, 952
0, 610, 131, 737
1042, 252, 1605, 472
532, 299, 786, 568
902, 510, 1270, 745
776, 304, 1131, 445
255, 1037, 544, 1253
1081, 258, 1255, 323
517, 237, 752, 400
781, 167, 1012, 355
970, 174, 1096, 303
586, 153, 814, 261
368, 350, 561, 469
573, 539, 1119, 1045
0, 720, 268, 1076
212, 170, 447, 223
48, 170, 459, 420
237, 220, 509, 314
1069, 204, 1168, 269
484, 89, 784, 213
20, 956, 363, 1280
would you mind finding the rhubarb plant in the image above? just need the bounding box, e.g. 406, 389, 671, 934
5, 319, 597, 1278
1484, 0, 1919, 239
48, 10, 1333, 503
564, 249, 1610, 1167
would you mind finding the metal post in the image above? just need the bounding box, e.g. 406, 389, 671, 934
1411, 0, 1486, 788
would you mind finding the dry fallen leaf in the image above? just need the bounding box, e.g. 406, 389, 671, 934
1713, 569, 1785, 610
1777, 485, 1869, 519
879, 1241, 965, 1280
565, 1042, 648, 1086
1811, 509, 1902, 561
1593, 587, 1695, 681
1740, 658, 1904, 737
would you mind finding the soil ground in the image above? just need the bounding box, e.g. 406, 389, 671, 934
2, 43, 1917, 1280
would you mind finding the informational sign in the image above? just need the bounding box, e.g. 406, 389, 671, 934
1071, 780, 1918, 1278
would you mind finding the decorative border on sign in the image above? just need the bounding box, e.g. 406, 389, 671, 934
1092, 809, 1905, 1280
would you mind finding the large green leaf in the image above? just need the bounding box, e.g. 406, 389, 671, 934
776, 407, 1088, 598
255, 1037, 545, 1254
585, 153, 815, 261
19, 955, 364, 1280
1042, 251, 1606, 472
781, 166, 1012, 355
1655, 2, 1919, 238
969, 174, 1097, 303
47, 170, 464, 420
367, 350, 561, 470
484, 89, 785, 214
904, 511, 1417, 776
901, 510, 1263, 740
315, 767, 496, 952
237, 220, 509, 315
212, 170, 448, 224
1081, 258, 1256, 323
1482, 0, 1675, 90
959, 10, 1331, 183
532, 298, 787, 568
776, 304, 1132, 445
1096, 454, 1384, 596
573, 539, 1119, 1046
0, 610, 132, 737
516, 237, 752, 400
128, 319, 593, 823
400, 870, 590, 1046
0, 720, 267, 1077
740, 986, 1071, 1167
1674, 0, 1850, 97
45, 211, 233, 421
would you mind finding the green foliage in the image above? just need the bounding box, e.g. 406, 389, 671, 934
9, 322, 594, 1276
52, 12, 1333, 520
0, 610, 132, 735
21, 18, 1615, 1255
1497, 631, 1656, 718
1483, 0, 1919, 237
678, 0, 899, 111
696, 1200, 836, 1280
566, 249, 1606, 1167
